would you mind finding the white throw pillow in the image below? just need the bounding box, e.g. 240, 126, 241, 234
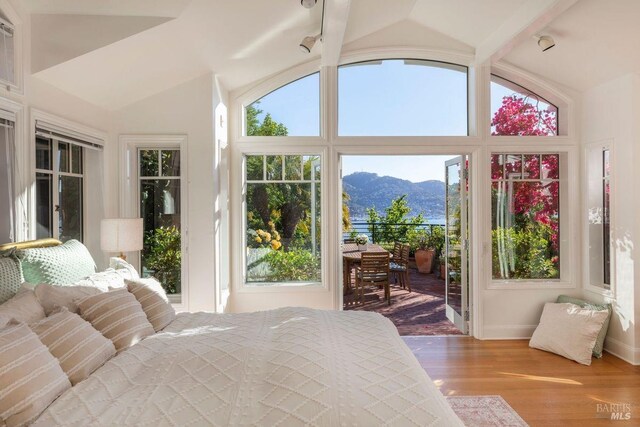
529, 302, 609, 365
34, 283, 103, 316
109, 257, 140, 280
0, 289, 46, 324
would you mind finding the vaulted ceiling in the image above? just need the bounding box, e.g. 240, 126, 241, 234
22, 0, 640, 110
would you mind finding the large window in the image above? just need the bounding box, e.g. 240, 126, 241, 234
0, 15, 14, 86
138, 149, 182, 296
338, 59, 468, 136
35, 136, 84, 242
491, 153, 560, 280
245, 73, 320, 137
245, 154, 321, 285
586, 144, 611, 290
491, 75, 558, 136
0, 116, 14, 241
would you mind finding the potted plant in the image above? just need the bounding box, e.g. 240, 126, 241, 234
413, 230, 436, 274
355, 234, 369, 251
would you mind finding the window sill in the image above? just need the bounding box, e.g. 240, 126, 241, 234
584, 285, 614, 299
487, 280, 575, 290
238, 282, 328, 293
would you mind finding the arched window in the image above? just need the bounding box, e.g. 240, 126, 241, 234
338, 59, 468, 136
490, 75, 558, 136
245, 72, 320, 137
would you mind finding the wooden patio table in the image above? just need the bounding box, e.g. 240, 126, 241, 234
342, 243, 390, 295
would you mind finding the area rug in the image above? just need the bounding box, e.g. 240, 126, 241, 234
446, 395, 528, 427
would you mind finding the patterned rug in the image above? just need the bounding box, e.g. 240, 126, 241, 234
446, 395, 529, 427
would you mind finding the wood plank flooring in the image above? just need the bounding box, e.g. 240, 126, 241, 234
403, 336, 640, 426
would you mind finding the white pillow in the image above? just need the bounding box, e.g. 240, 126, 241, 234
0, 289, 46, 324
529, 302, 609, 365
109, 257, 140, 280
126, 278, 176, 332
34, 283, 102, 316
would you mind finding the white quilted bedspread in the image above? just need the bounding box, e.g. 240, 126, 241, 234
35, 307, 463, 426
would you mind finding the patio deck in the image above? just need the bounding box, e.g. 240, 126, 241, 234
343, 266, 463, 336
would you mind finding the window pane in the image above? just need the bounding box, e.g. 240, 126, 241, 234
58, 176, 83, 242
71, 145, 82, 174
284, 155, 302, 181
492, 157, 560, 280
490, 154, 504, 180
36, 137, 52, 171
58, 142, 70, 173
523, 155, 540, 179
587, 147, 611, 289
491, 75, 558, 136
246, 155, 264, 181
0, 23, 14, 84
266, 155, 283, 181
504, 154, 522, 177
35, 173, 52, 239
603, 178, 611, 286
139, 150, 159, 177
140, 179, 181, 295
245, 73, 319, 136
541, 154, 559, 179
339, 59, 468, 136
161, 150, 180, 177
245, 155, 322, 285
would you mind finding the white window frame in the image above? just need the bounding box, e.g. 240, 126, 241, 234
583, 140, 615, 297
235, 145, 328, 292
0, 0, 23, 95
120, 135, 189, 312
34, 135, 86, 242
487, 147, 577, 289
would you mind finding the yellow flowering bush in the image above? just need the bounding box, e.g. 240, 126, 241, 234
248, 221, 282, 250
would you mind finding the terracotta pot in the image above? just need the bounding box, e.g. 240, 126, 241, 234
415, 249, 435, 273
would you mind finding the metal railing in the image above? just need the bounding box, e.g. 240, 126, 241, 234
343, 221, 444, 244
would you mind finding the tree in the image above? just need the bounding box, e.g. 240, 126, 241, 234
342, 191, 352, 232
490, 94, 560, 278
246, 103, 288, 136
366, 195, 424, 244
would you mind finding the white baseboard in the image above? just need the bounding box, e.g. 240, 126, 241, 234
481, 325, 537, 340
603, 336, 640, 365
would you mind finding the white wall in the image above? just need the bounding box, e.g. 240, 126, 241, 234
582, 73, 640, 363
114, 73, 227, 312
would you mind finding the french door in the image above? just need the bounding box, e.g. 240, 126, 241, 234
445, 156, 469, 333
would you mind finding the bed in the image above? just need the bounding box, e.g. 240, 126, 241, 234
2, 240, 463, 426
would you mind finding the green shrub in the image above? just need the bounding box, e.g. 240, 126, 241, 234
143, 226, 181, 294
264, 249, 320, 282
492, 225, 558, 279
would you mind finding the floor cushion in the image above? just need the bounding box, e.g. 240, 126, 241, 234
556, 294, 612, 358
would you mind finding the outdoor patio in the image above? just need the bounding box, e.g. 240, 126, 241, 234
343, 266, 463, 336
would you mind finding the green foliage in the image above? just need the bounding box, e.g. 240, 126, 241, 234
492, 224, 559, 279
342, 191, 351, 232
263, 249, 320, 282
407, 225, 445, 258
143, 226, 181, 294
366, 195, 424, 244
246, 103, 288, 136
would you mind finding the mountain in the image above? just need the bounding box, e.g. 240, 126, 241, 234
343, 172, 445, 221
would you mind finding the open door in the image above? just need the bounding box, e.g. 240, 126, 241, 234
445, 156, 469, 334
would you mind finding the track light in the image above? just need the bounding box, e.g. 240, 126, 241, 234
301, 0, 317, 8
537, 35, 555, 52
300, 34, 320, 53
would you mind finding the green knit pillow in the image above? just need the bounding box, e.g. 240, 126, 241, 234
0, 249, 23, 304
556, 295, 612, 358
16, 240, 96, 285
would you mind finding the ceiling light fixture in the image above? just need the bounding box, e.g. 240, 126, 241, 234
537, 35, 556, 52
301, 0, 317, 8
299, 34, 321, 53
299, 0, 325, 53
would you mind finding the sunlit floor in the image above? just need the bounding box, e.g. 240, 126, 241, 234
344, 268, 463, 336
405, 336, 640, 426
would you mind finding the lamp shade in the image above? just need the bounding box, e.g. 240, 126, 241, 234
100, 218, 144, 253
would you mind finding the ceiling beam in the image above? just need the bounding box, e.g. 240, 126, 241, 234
321, 0, 351, 67
474, 0, 580, 66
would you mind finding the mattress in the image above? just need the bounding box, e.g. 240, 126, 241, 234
35, 307, 463, 426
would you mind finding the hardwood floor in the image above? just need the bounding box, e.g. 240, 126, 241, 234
404, 336, 640, 426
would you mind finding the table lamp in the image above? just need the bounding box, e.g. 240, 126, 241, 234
100, 218, 143, 260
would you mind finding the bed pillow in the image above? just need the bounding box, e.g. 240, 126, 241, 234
109, 257, 140, 280
0, 320, 71, 427
16, 240, 96, 285
557, 295, 612, 358
34, 283, 103, 316
126, 278, 176, 332
0, 289, 45, 324
0, 250, 23, 304
31, 308, 116, 385
76, 288, 155, 353
73, 267, 137, 292
529, 302, 609, 365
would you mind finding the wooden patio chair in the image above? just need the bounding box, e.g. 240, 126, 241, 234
355, 252, 391, 306
390, 243, 411, 292
391, 241, 402, 260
